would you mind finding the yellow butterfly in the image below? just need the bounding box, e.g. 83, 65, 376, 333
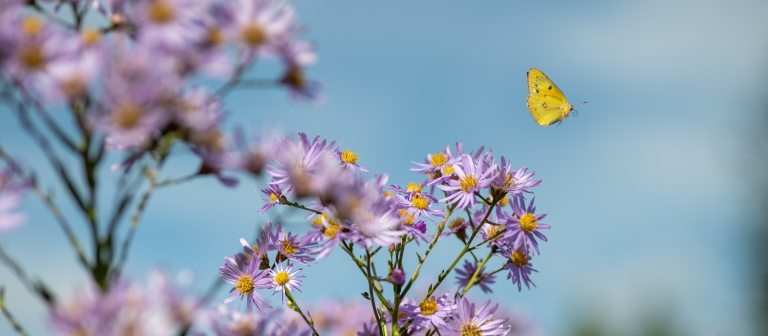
526, 68, 574, 126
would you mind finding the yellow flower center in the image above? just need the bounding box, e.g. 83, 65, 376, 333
485, 225, 503, 240
519, 213, 538, 233
503, 173, 515, 188
323, 222, 340, 239
498, 195, 509, 207
282, 66, 306, 89
340, 150, 359, 164
274, 271, 290, 286
411, 194, 429, 210
147, 0, 175, 23
206, 27, 224, 46
406, 182, 422, 193
449, 218, 465, 230
441, 164, 455, 176
22, 17, 43, 36
429, 152, 447, 167
459, 175, 478, 192
281, 239, 297, 255
383, 191, 394, 198
419, 299, 438, 316
460, 322, 481, 336
113, 103, 142, 129
312, 213, 328, 226
18, 44, 45, 70
269, 193, 279, 203
510, 249, 529, 267
241, 22, 267, 46
234, 275, 254, 294
398, 209, 414, 226
60, 78, 87, 97
81, 29, 101, 46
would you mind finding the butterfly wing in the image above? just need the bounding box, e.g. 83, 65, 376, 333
527, 68, 573, 126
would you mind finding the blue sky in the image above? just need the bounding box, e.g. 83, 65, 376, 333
2, 0, 768, 334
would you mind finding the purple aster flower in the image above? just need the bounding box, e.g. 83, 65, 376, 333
210, 305, 270, 335
267, 132, 337, 194
401, 293, 454, 331
218, 255, 272, 311
505, 197, 549, 254
95, 44, 180, 150
267, 223, 316, 264
278, 39, 321, 101
175, 87, 224, 133
50, 272, 200, 335
491, 157, 541, 198
395, 192, 443, 221
455, 259, 497, 294
239, 237, 270, 270
260, 183, 285, 212
305, 212, 349, 259
43, 29, 103, 102
390, 181, 426, 197
500, 248, 538, 291
442, 297, 511, 336
335, 149, 369, 172
130, 0, 210, 48
226, 0, 297, 57
351, 207, 403, 248
224, 128, 286, 176
401, 220, 428, 244
480, 222, 507, 248
410, 146, 457, 179
439, 154, 497, 209
183, 3, 234, 77
1, 15, 69, 96
270, 262, 303, 301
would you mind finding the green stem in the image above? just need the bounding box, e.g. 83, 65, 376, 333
0, 244, 55, 306
0, 288, 28, 336
32, 186, 90, 269
283, 199, 323, 214
401, 207, 453, 297
366, 249, 388, 336
285, 289, 320, 336
461, 248, 496, 295
422, 201, 496, 299
340, 242, 391, 312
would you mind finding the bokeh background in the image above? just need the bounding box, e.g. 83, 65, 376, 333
2, 0, 768, 334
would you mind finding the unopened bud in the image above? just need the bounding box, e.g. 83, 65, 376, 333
387, 269, 405, 285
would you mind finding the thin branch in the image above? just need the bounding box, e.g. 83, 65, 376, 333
0, 244, 55, 306
285, 289, 320, 336
0, 288, 29, 336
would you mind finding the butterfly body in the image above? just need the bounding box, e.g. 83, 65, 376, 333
526, 68, 573, 126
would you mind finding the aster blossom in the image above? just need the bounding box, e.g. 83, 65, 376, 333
491, 157, 542, 198
270, 263, 303, 301
500, 248, 538, 291
455, 259, 497, 294
439, 154, 497, 209
267, 223, 317, 264
504, 196, 550, 254
218, 254, 272, 311
400, 293, 454, 331
442, 297, 511, 336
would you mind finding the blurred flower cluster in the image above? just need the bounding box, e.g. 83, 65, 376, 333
0, 1, 553, 335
